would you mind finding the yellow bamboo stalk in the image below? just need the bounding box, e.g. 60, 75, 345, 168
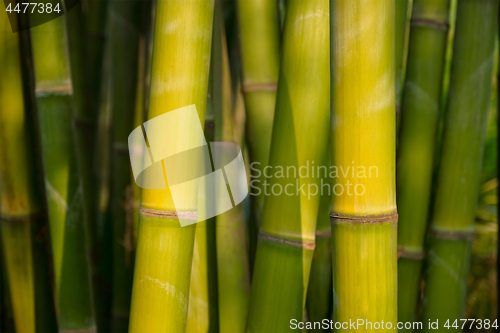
330, 0, 397, 331
128, 1, 215, 332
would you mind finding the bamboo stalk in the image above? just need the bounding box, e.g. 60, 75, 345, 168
128, 1, 215, 332
396, 0, 450, 327
30, 12, 96, 332
421, 0, 498, 329
246, 1, 330, 331
306, 174, 332, 329
0, 13, 58, 333
214, 4, 250, 331
108, 0, 141, 330
237, 0, 280, 271
185, 5, 222, 332
94, 40, 114, 333
396, 0, 410, 108
330, 0, 397, 331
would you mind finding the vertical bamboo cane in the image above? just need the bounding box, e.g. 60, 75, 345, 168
422, 1, 498, 329
396, 0, 410, 108
30, 13, 96, 332
185, 5, 221, 332
330, 0, 397, 331
246, 1, 330, 331
214, 4, 250, 331
237, 0, 280, 270
306, 170, 332, 329
108, 0, 141, 330
128, 1, 214, 332
0, 12, 57, 333
396, 0, 450, 327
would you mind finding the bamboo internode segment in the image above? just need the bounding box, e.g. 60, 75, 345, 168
330, 212, 398, 225
258, 230, 316, 250
139, 207, 198, 220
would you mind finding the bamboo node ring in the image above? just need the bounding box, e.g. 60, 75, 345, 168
410, 18, 449, 31
429, 228, 475, 241
330, 211, 398, 225
315, 229, 332, 238
258, 230, 315, 250
139, 207, 198, 221
0, 211, 45, 223
397, 249, 425, 260
60, 326, 98, 333
242, 82, 278, 92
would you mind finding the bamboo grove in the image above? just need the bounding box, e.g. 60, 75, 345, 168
0, 0, 499, 332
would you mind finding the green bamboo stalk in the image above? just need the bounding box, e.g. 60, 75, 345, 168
422, 0, 498, 329
0, 13, 58, 333
246, 1, 330, 331
185, 6, 221, 332
128, 1, 214, 332
396, 0, 410, 107
30, 12, 96, 332
108, 0, 141, 330
330, 0, 397, 331
85, 0, 108, 117
94, 40, 114, 333
396, 0, 450, 327
237, 0, 280, 271
306, 177, 332, 329
214, 5, 250, 332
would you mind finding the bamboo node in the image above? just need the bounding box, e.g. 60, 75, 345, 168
0, 211, 45, 223
258, 230, 315, 250
398, 248, 425, 260
139, 207, 198, 220
429, 228, 475, 241
315, 229, 332, 238
330, 211, 398, 225
410, 18, 449, 31
242, 82, 278, 92
60, 325, 97, 333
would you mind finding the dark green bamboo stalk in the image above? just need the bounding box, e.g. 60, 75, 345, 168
396, 0, 410, 107
422, 1, 498, 329
396, 0, 450, 327
237, 0, 280, 271
108, 0, 141, 330
247, 1, 330, 331
94, 40, 114, 333
214, 4, 250, 331
85, 0, 108, 116
30, 12, 96, 332
306, 176, 332, 330
0, 13, 57, 333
